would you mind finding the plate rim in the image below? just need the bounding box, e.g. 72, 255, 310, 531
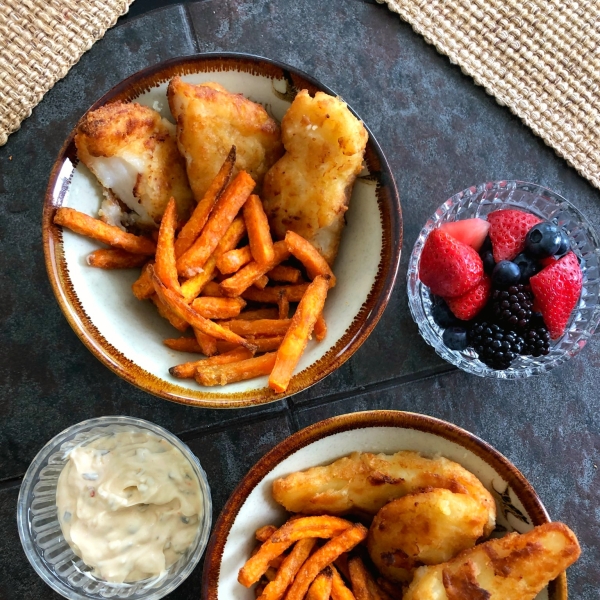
42, 52, 403, 409
201, 409, 567, 599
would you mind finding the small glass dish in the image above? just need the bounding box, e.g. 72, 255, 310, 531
17, 416, 212, 600
407, 180, 600, 378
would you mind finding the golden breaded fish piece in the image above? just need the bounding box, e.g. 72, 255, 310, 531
262, 89, 368, 265
272, 451, 496, 536
75, 101, 194, 227
167, 77, 283, 201
367, 489, 491, 583
403, 522, 580, 600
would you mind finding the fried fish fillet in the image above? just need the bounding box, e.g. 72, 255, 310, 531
167, 77, 283, 201
367, 489, 491, 583
403, 522, 580, 600
272, 451, 496, 535
262, 90, 368, 265
75, 101, 194, 228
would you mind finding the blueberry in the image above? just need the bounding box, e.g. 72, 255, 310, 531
525, 222, 563, 258
479, 235, 493, 254
513, 253, 541, 283
492, 261, 521, 287
431, 296, 459, 328
443, 326, 468, 351
481, 250, 496, 275
555, 230, 570, 258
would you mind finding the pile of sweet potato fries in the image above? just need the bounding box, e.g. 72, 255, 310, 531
239, 516, 400, 600
53, 146, 335, 393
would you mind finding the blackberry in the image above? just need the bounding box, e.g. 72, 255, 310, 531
469, 321, 525, 370
490, 285, 533, 330
522, 324, 551, 357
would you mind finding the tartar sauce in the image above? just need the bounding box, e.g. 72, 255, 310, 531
56, 430, 202, 583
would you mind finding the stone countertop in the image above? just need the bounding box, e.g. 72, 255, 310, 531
0, 1, 598, 598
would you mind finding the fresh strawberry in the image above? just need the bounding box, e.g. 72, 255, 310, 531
530, 251, 582, 339
419, 229, 483, 298
488, 209, 543, 262
440, 218, 490, 251
446, 274, 491, 320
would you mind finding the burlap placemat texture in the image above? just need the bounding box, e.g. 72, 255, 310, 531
380, 0, 600, 190
0, 0, 133, 146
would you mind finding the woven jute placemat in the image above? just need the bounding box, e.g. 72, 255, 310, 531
0, 0, 133, 146
380, 0, 600, 190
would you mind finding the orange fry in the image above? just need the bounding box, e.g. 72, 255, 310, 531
223, 319, 291, 337
258, 538, 317, 600
195, 352, 276, 387
277, 290, 290, 320
201, 281, 224, 297
54, 207, 156, 255
216, 335, 284, 354
267, 265, 302, 283
169, 347, 253, 379
220, 240, 289, 297
237, 308, 279, 321
216, 245, 253, 274
256, 525, 278, 543
348, 557, 370, 600
254, 275, 269, 290
242, 284, 310, 304
174, 146, 235, 258
191, 297, 246, 320
163, 337, 202, 353
244, 194, 275, 265
285, 525, 368, 600
331, 565, 357, 600
307, 568, 333, 600
314, 313, 327, 342
269, 275, 330, 393
150, 266, 256, 352
285, 230, 336, 287
86, 249, 147, 269
155, 198, 180, 292
151, 295, 189, 332
270, 516, 354, 544
193, 327, 217, 357
177, 171, 255, 277
132, 262, 156, 300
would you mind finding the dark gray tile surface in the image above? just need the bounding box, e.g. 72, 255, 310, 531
0, 0, 598, 598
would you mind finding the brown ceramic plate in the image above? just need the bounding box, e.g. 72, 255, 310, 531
202, 410, 568, 600
43, 54, 401, 408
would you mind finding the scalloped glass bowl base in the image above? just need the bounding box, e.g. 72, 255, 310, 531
407, 180, 600, 379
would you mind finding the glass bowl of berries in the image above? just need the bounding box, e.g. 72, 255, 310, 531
407, 180, 600, 378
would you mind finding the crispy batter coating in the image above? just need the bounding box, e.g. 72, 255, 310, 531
271, 451, 495, 536
167, 77, 283, 201
75, 101, 194, 227
367, 489, 491, 583
262, 90, 368, 265
403, 522, 580, 600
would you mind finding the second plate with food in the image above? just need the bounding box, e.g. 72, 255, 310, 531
43, 53, 401, 409
203, 411, 571, 600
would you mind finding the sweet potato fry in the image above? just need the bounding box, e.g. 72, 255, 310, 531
151, 295, 189, 332
193, 327, 218, 357
269, 275, 330, 393
254, 275, 269, 290
174, 146, 235, 258
132, 262, 156, 299
307, 568, 333, 600
191, 296, 246, 320
86, 248, 147, 269
314, 313, 327, 342
244, 194, 275, 265
155, 198, 180, 292
195, 352, 276, 387
331, 565, 357, 600
267, 265, 302, 283
284, 525, 368, 600
256, 525, 278, 543
150, 266, 256, 351
169, 347, 253, 379
177, 171, 255, 277
348, 557, 370, 600
54, 207, 156, 255
285, 231, 336, 287
216, 335, 284, 354
242, 284, 310, 304
216, 245, 253, 274
223, 319, 291, 337
237, 308, 279, 321
258, 538, 317, 600
220, 240, 290, 297
201, 281, 224, 297
335, 555, 351, 581
163, 337, 202, 353
277, 290, 290, 320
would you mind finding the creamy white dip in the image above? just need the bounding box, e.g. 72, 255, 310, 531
56, 430, 202, 583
